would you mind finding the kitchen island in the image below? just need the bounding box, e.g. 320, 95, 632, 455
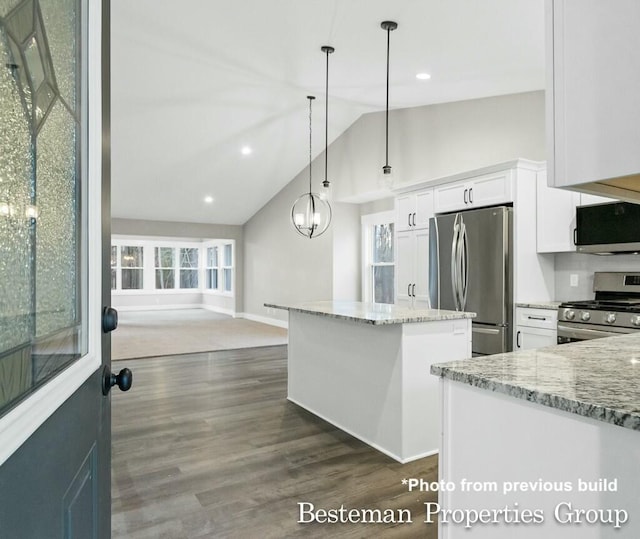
431, 334, 640, 538
266, 301, 474, 463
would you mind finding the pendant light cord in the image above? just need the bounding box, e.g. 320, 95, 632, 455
307, 96, 314, 194
325, 49, 329, 186
385, 27, 390, 168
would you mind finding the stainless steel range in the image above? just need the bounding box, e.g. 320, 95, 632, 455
557, 272, 640, 343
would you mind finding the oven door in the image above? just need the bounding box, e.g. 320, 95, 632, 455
557, 322, 635, 344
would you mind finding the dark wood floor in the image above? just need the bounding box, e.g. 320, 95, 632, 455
112, 345, 439, 538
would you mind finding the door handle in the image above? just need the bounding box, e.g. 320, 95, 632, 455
102, 306, 118, 333
408, 213, 412, 227
102, 365, 133, 395
516, 331, 522, 348
463, 188, 468, 205
407, 284, 411, 298
469, 187, 473, 204
412, 283, 416, 297
573, 227, 577, 245
412, 213, 416, 227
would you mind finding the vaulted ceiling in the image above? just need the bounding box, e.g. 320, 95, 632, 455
110, 0, 545, 225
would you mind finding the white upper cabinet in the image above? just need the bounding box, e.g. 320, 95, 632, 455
546, 0, 640, 193
537, 170, 618, 253
434, 171, 513, 214
395, 189, 434, 232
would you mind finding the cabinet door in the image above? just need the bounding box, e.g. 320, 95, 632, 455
549, 0, 640, 188
395, 231, 414, 307
413, 229, 431, 307
536, 172, 580, 253
395, 195, 415, 232
434, 182, 470, 213
515, 326, 557, 350
468, 172, 513, 209
414, 190, 434, 229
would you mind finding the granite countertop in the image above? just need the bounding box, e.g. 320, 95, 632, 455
265, 301, 476, 326
431, 333, 640, 431
516, 301, 562, 310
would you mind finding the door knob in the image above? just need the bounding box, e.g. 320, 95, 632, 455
102, 365, 133, 395
102, 306, 118, 333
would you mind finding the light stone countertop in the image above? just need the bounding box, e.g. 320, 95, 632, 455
516, 301, 562, 310
431, 333, 640, 431
265, 300, 476, 326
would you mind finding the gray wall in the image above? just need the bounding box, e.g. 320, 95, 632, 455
111, 218, 244, 312
244, 91, 546, 320
554, 253, 640, 301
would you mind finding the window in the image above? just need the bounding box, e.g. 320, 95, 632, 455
120, 246, 144, 289
222, 243, 233, 292
371, 223, 394, 304
179, 248, 199, 289
110, 246, 117, 290
155, 247, 175, 289
206, 246, 219, 290
362, 211, 395, 304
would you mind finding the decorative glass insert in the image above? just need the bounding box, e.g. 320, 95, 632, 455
179, 247, 198, 289
121, 246, 143, 290
0, 0, 86, 416
155, 247, 175, 289
206, 246, 218, 290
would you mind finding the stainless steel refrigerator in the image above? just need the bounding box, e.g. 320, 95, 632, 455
429, 206, 513, 356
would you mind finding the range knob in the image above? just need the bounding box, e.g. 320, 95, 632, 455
632, 315, 640, 327
605, 312, 617, 324
565, 310, 576, 320
581, 311, 591, 321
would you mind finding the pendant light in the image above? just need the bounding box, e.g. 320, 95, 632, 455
321, 45, 334, 191
381, 21, 398, 181
291, 96, 332, 238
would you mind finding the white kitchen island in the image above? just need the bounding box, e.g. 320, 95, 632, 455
431, 334, 640, 538
266, 301, 474, 463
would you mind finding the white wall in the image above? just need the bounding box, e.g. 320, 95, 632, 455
243, 91, 546, 320
554, 253, 640, 300
332, 91, 545, 202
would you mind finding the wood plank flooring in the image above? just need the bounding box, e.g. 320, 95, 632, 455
112, 345, 439, 538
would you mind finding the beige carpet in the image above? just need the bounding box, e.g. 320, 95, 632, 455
112, 309, 287, 360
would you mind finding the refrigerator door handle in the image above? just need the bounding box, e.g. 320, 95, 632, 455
460, 220, 469, 310
450, 218, 460, 310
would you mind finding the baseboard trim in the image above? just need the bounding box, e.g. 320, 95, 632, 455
201, 304, 236, 317
240, 312, 288, 329
114, 304, 203, 312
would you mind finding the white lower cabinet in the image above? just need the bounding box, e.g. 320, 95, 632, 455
515, 307, 558, 350
395, 228, 430, 308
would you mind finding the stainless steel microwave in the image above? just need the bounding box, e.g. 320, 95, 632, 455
576, 202, 640, 254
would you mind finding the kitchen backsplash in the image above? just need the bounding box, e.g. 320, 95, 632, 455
555, 252, 640, 300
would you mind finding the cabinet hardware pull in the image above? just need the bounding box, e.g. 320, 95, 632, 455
516, 331, 521, 348
408, 213, 412, 227
463, 188, 468, 204
412, 283, 416, 297
527, 315, 547, 321
469, 187, 473, 204
412, 212, 416, 227
573, 227, 577, 245
408, 284, 411, 297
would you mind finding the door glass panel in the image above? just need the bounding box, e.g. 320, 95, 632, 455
0, 0, 85, 416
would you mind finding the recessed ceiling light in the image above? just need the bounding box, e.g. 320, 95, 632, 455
204, 196, 214, 203
241, 146, 252, 156
416, 73, 431, 80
